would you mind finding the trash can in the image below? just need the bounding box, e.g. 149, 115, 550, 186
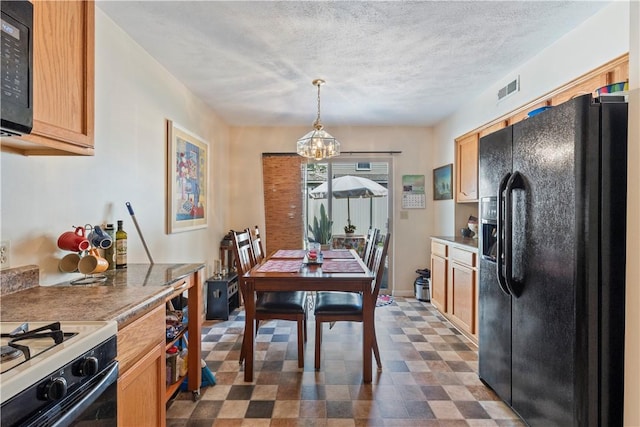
414, 268, 431, 302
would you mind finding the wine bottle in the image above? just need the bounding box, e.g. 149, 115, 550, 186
104, 223, 116, 270
115, 220, 127, 269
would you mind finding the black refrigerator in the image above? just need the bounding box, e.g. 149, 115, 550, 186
478, 94, 627, 427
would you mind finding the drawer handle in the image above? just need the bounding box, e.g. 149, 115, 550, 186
173, 281, 189, 292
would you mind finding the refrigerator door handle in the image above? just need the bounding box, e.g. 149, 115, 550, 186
505, 171, 525, 297
496, 172, 511, 296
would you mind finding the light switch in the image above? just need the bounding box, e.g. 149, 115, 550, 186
400, 211, 409, 220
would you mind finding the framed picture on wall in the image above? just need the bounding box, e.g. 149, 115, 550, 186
433, 164, 453, 200
166, 119, 208, 233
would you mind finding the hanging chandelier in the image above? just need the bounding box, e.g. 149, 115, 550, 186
296, 79, 340, 161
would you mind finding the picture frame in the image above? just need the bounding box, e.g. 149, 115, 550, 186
433, 164, 453, 200
166, 119, 208, 233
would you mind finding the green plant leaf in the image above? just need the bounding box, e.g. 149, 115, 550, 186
308, 204, 333, 244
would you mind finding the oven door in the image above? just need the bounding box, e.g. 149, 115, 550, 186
24, 361, 118, 427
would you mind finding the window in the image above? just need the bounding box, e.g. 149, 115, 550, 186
355, 162, 371, 171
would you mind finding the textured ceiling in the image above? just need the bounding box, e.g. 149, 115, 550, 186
97, 1, 610, 127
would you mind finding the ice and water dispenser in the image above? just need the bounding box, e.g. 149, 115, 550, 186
480, 197, 498, 262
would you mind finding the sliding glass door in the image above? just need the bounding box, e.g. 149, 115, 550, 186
304, 158, 391, 263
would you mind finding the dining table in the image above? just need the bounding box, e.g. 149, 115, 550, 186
241, 249, 376, 383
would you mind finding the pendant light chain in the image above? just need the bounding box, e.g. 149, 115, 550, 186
314, 80, 323, 130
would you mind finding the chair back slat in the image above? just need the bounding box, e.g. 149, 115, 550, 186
250, 225, 265, 263
362, 227, 380, 270
232, 229, 255, 276
370, 232, 390, 302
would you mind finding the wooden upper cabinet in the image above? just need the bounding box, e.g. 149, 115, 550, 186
607, 61, 629, 85
478, 121, 507, 138
551, 73, 607, 106
508, 101, 549, 127
456, 133, 478, 202
1, 1, 95, 155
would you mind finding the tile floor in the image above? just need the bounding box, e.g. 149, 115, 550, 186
167, 297, 525, 426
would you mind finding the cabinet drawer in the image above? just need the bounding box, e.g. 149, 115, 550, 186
166, 275, 193, 301
431, 241, 448, 257
117, 304, 165, 374
450, 247, 476, 267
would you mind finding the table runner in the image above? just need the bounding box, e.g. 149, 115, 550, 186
321, 260, 365, 273
321, 250, 354, 259
271, 249, 355, 259
271, 249, 306, 259
256, 260, 303, 273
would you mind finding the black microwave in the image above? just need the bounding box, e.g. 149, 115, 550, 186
1, 0, 33, 137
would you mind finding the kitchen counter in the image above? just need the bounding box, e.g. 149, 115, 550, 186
0, 263, 205, 328
431, 236, 479, 252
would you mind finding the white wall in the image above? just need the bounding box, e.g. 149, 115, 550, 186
228, 126, 433, 296
0, 8, 230, 285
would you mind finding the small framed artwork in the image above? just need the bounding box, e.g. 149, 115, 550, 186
166, 119, 208, 233
433, 164, 453, 200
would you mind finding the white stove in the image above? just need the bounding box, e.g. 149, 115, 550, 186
0, 320, 118, 426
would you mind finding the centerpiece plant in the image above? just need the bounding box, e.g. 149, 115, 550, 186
309, 204, 332, 245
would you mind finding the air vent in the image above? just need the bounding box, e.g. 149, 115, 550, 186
497, 76, 520, 101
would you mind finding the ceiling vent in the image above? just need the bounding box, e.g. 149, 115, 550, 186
497, 76, 520, 101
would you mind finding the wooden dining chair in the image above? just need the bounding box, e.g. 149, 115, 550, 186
233, 229, 308, 368
313, 233, 390, 371
361, 227, 380, 270
250, 225, 265, 263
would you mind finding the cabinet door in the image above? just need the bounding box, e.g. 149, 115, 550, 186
10, 0, 95, 155
118, 342, 166, 427
456, 134, 478, 202
450, 261, 475, 335
508, 101, 549, 127
430, 254, 447, 313
607, 62, 629, 85
551, 73, 606, 106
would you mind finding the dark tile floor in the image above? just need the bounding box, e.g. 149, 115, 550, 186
167, 297, 524, 426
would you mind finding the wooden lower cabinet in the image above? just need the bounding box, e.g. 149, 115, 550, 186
430, 254, 447, 313
430, 239, 478, 344
430, 239, 448, 313
117, 304, 166, 427
115, 267, 204, 424
449, 261, 476, 334
118, 342, 166, 427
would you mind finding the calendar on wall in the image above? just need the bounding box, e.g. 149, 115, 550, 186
402, 175, 426, 209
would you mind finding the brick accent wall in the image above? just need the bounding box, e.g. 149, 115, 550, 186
262, 154, 304, 255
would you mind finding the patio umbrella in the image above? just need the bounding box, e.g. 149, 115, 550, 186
309, 175, 388, 227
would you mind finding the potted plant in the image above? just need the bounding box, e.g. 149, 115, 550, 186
308, 204, 332, 247
344, 223, 356, 235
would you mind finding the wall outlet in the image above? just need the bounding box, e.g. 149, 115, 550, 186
0, 240, 10, 269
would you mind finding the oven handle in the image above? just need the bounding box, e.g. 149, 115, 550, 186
51, 361, 118, 427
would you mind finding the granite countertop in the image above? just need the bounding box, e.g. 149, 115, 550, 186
0, 263, 205, 328
431, 236, 479, 251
